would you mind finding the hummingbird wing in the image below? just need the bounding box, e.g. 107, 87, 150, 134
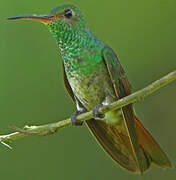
101, 46, 150, 172
100, 46, 171, 170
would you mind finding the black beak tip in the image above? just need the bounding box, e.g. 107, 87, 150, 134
7, 16, 17, 20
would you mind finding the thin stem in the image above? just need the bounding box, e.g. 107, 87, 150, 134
0, 71, 175, 148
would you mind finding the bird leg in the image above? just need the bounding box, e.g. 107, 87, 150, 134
71, 110, 86, 126
92, 103, 105, 119
71, 97, 87, 126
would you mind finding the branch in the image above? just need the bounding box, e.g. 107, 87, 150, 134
0, 71, 176, 148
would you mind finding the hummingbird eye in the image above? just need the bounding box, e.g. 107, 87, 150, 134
64, 9, 73, 19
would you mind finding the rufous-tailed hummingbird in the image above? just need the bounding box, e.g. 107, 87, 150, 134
8, 4, 171, 173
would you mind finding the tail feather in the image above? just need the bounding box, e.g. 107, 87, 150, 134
86, 119, 140, 172
135, 116, 172, 168
86, 116, 171, 173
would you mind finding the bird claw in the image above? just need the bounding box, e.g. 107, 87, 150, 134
71, 111, 84, 126
93, 104, 105, 119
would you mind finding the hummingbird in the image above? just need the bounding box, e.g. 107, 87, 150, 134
8, 4, 172, 173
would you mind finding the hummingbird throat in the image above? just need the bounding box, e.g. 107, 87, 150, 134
46, 19, 104, 76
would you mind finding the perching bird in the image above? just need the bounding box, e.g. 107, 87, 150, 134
8, 4, 171, 173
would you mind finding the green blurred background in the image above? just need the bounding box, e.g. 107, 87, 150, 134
0, 0, 176, 179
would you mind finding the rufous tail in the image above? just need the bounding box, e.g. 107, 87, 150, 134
86, 117, 171, 173
135, 116, 172, 168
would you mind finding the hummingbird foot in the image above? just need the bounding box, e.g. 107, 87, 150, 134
71, 110, 86, 126
93, 104, 105, 119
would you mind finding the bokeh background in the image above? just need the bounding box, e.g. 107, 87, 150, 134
0, 0, 176, 179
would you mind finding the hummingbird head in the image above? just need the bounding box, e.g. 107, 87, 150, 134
8, 4, 86, 40
46, 4, 86, 39
48, 4, 86, 28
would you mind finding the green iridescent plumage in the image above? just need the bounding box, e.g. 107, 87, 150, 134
47, 12, 104, 76
8, 4, 172, 173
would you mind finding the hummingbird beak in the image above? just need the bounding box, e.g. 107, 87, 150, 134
7, 15, 55, 23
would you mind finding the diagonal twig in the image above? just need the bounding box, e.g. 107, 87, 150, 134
0, 71, 175, 148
